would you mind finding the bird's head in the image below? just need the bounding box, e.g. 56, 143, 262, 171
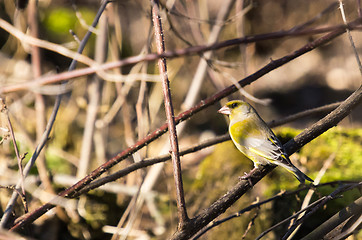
218, 100, 254, 121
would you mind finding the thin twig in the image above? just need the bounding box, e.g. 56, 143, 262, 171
339, 0, 362, 75
290, 1, 339, 32
256, 182, 362, 240
72, 2, 99, 34
0, 99, 26, 199
77, 13, 107, 178
28, 0, 59, 212
110, 192, 139, 240
241, 206, 260, 239
0, 18, 95, 67
0, 186, 27, 214
0, 97, 62, 228
95, 49, 151, 129
268, 102, 341, 128
151, 0, 189, 228
114, 178, 145, 240
182, 0, 236, 111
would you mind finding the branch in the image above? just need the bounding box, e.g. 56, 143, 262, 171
268, 102, 341, 128
0, 18, 95, 66
287, 153, 336, 239
0, 99, 26, 199
77, 9, 108, 179
151, 0, 189, 227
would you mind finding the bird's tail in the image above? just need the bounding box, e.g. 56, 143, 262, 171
286, 165, 314, 184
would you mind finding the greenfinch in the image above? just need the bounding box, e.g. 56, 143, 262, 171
218, 100, 313, 184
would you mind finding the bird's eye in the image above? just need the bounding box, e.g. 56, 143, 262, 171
230, 102, 238, 108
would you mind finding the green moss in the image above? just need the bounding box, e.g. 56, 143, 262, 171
154, 194, 173, 216
265, 127, 362, 192
42, 7, 96, 48
45, 151, 73, 174
185, 141, 255, 219
299, 127, 362, 181
192, 141, 250, 193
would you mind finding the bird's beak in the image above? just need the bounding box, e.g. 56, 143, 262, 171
218, 105, 231, 115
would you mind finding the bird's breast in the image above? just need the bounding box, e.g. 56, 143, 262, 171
229, 120, 252, 141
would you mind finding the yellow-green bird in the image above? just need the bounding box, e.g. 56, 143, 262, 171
218, 100, 313, 184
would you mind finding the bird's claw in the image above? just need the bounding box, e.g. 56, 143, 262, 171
239, 172, 251, 179
239, 171, 254, 186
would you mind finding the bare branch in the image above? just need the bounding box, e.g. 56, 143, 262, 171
0, 18, 95, 66
339, 0, 362, 75
151, 0, 189, 227
0, 99, 26, 201
77, 12, 108, 178
268, 102, 341, 128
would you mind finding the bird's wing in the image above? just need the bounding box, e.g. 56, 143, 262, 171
244, 134, 291, 164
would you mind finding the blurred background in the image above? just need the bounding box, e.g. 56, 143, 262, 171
0, 0, 361, 239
